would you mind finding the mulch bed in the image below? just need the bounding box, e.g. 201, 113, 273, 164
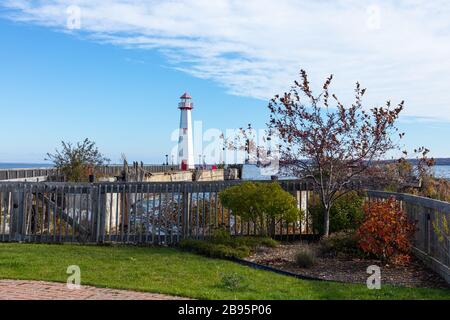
245, 242, 449, 289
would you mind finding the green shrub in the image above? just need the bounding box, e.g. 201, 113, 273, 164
220, 182, 302, 235
210, 226, 278, 248
310, 191, 364, 234
179, 233, 278, 260
213, 236, 278, 249
257, 237, 279, 248
295, 247, 316, 268
211, 226, 232, 242
179, 239, 251, 259
318, 230, 362, 258
46, 138, 109, 182
219, 272, 249, 291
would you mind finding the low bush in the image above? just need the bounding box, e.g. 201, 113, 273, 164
211, 226, 232, 242
179, 230, 278, 259
310, 191, 365, 235
356, 197, 416, 264
295, 247, 316, 268
318, 230, 362, 258
219, 272, 249, 291
410, 175, 450, 203
212, 236, 278, 249
179, 240, 251, 259
212, 226, 277, 246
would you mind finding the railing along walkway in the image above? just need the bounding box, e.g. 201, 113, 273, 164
0, 180, 314, 245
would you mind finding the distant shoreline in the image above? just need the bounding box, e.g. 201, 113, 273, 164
378, 158, 450, 166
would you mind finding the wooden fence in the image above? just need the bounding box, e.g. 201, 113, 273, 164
367, 190, 450, 284
97, 165, 180, 176
0, 180, 314, 245
0, 165, 181, 181
0, 168, 57, 181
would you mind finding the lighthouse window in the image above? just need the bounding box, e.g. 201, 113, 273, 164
179, 136, 183, 143
179, 150, 183, 157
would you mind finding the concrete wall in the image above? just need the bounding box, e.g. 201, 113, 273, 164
5, 176, 47, 182
195, 169, 224, 181
143, 171, 193, 182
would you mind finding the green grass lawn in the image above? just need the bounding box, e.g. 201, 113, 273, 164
0, 243, 449, 300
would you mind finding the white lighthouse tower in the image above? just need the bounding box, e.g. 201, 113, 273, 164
178, 92, 195, 170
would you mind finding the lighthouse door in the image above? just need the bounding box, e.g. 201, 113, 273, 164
181, 160, 188, 171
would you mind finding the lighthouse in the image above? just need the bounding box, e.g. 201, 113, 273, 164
178, 92, 195, 170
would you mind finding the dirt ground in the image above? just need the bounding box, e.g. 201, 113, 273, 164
245, 242, 449, 289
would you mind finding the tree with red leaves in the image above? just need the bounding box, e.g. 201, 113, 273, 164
267, 70, 404, 236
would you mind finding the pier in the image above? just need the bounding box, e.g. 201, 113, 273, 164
0, 164, 240, 182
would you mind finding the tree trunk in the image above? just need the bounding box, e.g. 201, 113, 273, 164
269, 217, 276, 238
323, 206, 331, 237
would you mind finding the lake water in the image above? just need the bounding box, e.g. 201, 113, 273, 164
433, 165, 450, 179
242, 164, 450, 180
0, 163, 52, 169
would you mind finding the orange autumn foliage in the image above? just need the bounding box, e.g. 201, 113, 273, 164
356, 197, 416, 264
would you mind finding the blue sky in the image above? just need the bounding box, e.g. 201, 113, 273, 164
1, 1, 450, 163
0, 17, 267, 163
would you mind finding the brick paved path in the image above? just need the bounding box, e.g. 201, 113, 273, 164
0, 279, 189, 300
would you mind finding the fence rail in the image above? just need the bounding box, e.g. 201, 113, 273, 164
0, 180, 314, 245
0, 165, 181, 181
97, 165, 180, 176
367, 190, 450, 284
0, 168, 57, 181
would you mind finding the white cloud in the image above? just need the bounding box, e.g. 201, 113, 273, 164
2, 0, 450, 120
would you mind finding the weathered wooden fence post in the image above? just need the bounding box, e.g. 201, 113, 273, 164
10, 185, 26, 241
98, 185, 107, 243
2, 191, 10, 240
182, 185, 190, 239
90, 185, 100, 243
